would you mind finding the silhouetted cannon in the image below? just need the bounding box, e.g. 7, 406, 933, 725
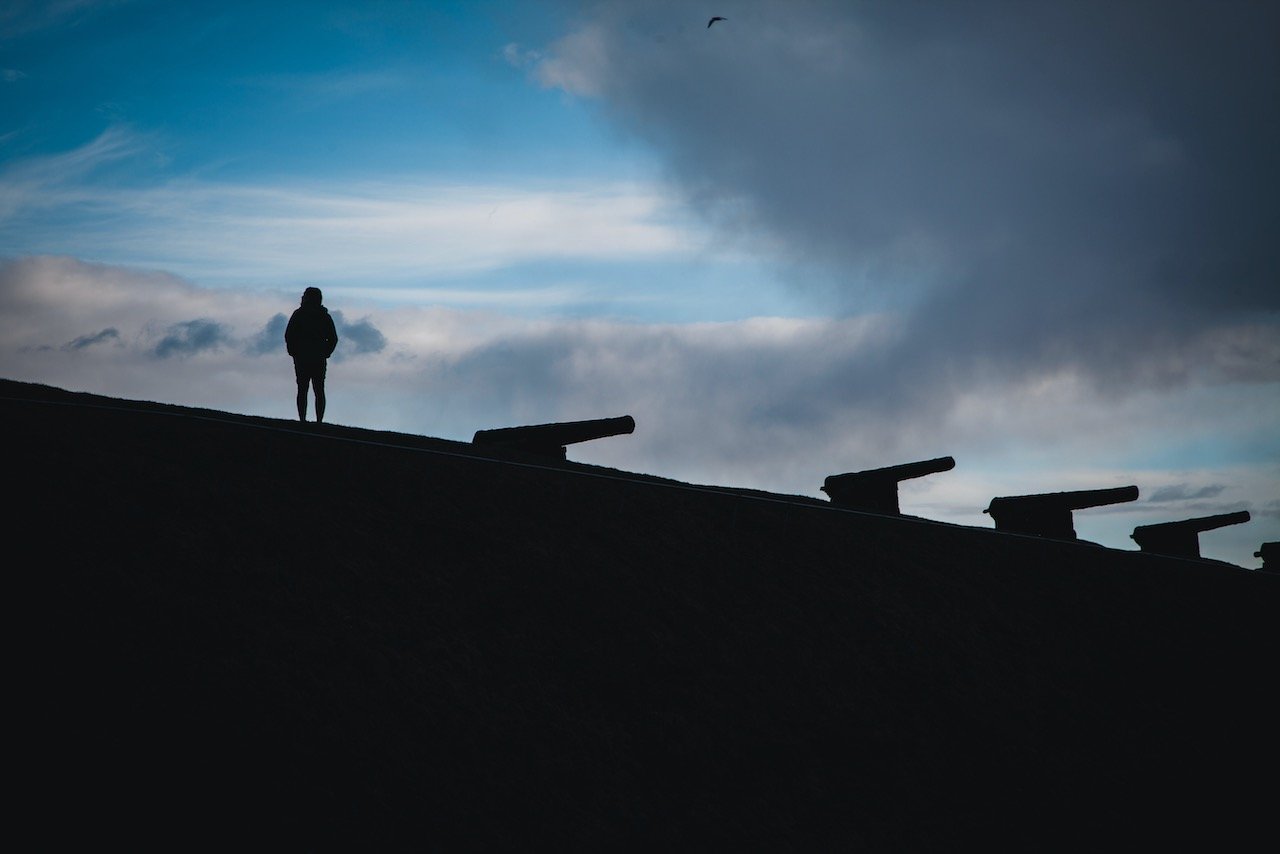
1257, 542, 1279, 573
821, 456, 955, 515
983, 485, 1139, 540
1130, 510, 1251, 560
472, 415, 636, 459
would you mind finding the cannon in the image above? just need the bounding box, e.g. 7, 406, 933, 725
983, 485, 1139, 540
472, 415, 635, 460
821, 456, 955, 515
1257, 542, 1279, 573
1130, 510, 1251, 560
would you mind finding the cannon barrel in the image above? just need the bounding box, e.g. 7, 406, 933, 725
472, 415, 635, 459
823, 456, 955, 491
822, 456, 955, 515
983, 485, 1139, 540
1131, 511, 1251, 559
986, 486, 1140, 515
1133, 510, 1251, 539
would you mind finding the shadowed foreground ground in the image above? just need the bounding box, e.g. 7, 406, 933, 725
7, 378, 1276, 849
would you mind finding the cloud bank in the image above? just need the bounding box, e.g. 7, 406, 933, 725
2, 255, 1275, 567
523, 0, 1280, 395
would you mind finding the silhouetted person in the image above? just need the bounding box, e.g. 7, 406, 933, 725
285, 286, 338, 423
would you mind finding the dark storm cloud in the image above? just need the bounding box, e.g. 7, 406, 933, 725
62, 327, 119, 350
152, 318, 233, 359
331, 310, 387, 357
246, 312, 288, 356
540, 0, 1280, 400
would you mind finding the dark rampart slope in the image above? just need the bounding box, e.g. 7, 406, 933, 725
6, 379, 1276, 849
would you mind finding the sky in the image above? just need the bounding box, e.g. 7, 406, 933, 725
2, 0, 1277, 567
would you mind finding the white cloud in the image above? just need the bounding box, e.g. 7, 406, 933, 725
527, 24, 609, 96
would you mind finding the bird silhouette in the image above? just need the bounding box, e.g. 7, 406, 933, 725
707, 16, 726, 28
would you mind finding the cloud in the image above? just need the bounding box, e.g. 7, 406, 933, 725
1146, 484, 1227, 503
525, 0, 1280, 402
62, 327, 119, 350
2, 69, 25, 82
247, 313, 289, 357
502, 43, 541, 72
526, 24, 608, 96
0, 125, 147, 220
152, 319, 234, 359
331, 310, 387, 356
0, 131, 712, 286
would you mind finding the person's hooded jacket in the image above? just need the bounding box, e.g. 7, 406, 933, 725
285, 288, 339, 361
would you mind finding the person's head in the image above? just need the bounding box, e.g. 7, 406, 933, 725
301, 286, 323, 307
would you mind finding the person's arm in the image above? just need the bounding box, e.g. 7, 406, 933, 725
325, 314, 339, 358
284, 312, 298, 356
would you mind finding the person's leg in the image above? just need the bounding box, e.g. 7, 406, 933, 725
294, 358, 322, 421
314, 375, 326, 423
293, 359, 308, 421
296, 379, 308, 421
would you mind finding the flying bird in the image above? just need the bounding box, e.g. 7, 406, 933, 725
707, 16, 726, 28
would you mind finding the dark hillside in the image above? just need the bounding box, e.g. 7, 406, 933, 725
7, 378, 1276, 849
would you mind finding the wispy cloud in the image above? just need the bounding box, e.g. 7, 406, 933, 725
0, 130, 713, 289
62, 327, 119, 351
0, 125, 147, 219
